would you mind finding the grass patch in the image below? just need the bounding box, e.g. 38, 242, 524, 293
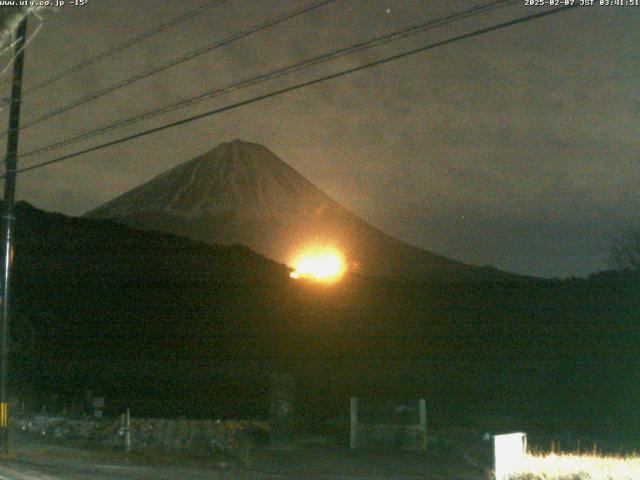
507, 451, 640, 480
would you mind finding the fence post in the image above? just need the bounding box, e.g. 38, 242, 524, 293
350, 396, 358, 449
268, 373, 295, 449
124, 408, 131, 453
418, 399, 427, 450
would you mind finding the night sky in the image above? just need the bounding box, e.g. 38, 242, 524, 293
1, 0, 638, 278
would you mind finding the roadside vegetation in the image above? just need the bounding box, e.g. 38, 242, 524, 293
507, 451, 640, 480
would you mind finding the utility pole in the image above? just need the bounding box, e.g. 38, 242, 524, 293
0, 14, 28, 456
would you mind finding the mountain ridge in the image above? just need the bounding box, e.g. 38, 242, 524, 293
86, 140, 522, 281
7, 200, 638, 425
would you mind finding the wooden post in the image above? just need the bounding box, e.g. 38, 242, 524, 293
418, 399, 427, 450
268, 373, 295, 449
124, 408, 131, 453
350, 396, 358, 449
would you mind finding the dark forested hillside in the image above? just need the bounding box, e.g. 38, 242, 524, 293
7, 202, 640, 432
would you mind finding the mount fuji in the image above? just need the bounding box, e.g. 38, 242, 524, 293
85, 140, 507, 281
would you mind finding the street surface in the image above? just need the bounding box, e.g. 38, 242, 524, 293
0, 432, 489, 479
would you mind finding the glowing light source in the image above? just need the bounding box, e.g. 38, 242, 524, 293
290, 248, 345, 282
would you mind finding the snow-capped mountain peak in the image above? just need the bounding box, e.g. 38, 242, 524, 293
88, 140, 338, 221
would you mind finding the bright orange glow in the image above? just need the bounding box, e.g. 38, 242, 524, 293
290, 248, 345, 282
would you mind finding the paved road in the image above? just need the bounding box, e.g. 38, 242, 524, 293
0, 460, 441, 480
0, 433, 487, 479
0, 437, 286, 480
0, 460, 290, 480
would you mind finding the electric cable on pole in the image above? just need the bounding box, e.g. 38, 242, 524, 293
17, 0, 230, 95
19, 0, 518, 161
6, 5, 577, 178
0, 0, 338, 139
0, 14, 28, 456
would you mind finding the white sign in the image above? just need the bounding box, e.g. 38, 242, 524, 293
494, 432, 527, 480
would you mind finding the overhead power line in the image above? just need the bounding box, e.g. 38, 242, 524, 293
21, 0, 518, 160
2, 0, 338, 137
10, 5, 577, 177
22, 0, 230, 95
